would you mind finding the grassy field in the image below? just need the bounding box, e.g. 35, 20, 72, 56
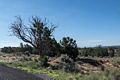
0, 57, 120, 80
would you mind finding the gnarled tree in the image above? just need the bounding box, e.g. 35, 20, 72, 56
10, 16, 56, 56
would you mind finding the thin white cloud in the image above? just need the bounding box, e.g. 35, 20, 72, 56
77, 40, 120, 47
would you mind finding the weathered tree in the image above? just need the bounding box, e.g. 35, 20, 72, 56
10, 16, 56, 56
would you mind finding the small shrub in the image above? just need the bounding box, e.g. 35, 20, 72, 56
39, 56, 49, 68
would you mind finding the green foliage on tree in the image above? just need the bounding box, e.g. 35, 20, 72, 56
60, 37, 79, 61
10, 17, 56, 56
1, 47, 14, 53
46, 38, 61, 57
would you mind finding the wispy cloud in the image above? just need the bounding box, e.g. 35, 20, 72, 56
77, 40, 120, 47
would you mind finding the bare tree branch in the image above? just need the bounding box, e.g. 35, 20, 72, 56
10, 16, 56, 55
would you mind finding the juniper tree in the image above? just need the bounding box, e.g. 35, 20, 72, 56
10, 16, 56, 56
60, 37, 78, 61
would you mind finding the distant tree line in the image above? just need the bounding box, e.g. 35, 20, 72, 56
78, 46, 120, 57
2, 43, 120, 58
1, 43, 32, 53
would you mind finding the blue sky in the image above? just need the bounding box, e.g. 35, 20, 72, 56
0, 0, 120, 47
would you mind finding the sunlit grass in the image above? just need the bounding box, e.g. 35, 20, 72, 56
1, 57, 120, 80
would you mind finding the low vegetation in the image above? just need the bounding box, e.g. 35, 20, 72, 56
0, 53, 120, 80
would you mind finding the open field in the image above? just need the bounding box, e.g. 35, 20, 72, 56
0, 53, 120, 80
